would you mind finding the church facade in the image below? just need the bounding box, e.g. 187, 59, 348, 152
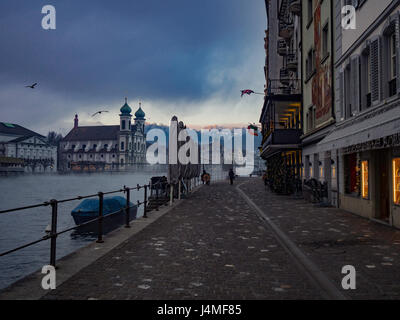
59, 99, 147, 172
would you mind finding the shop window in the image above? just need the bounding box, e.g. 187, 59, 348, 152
345, 154, 358, 195
361, 160, 369, 199
394, 158, 400, 205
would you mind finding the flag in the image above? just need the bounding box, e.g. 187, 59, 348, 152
241, 89, 255, 97
247, 124, 259, 136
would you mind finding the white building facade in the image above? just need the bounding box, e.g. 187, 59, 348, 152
59, 100, 147, 172
0, 122, 57, 173
318, 0, 400, 227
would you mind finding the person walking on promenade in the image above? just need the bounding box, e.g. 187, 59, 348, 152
201, 170, 211, 185
229, 168, 235, 185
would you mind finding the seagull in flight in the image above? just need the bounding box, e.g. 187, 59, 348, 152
25, 83, 37, 89
92, 110, 109, 117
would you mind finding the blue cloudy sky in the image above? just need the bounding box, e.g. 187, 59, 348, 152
0, 0, 266, 135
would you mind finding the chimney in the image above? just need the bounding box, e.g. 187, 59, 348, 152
74, 114, 79, 129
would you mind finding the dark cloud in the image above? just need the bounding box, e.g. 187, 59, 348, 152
0, 0, 266, 132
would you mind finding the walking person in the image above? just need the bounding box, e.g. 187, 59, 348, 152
229, 168, 235, 185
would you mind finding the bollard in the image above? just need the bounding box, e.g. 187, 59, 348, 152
178, 180, 181, 200
50, 199, 58, 268
97, 192, 104, 243
143, 185, 148, 218
125, 187, 131, 228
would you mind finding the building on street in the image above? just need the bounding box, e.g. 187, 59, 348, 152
259, 0, 303, 194
0, 122, 57, 173
300, 0, 336, 203
318, 0, 400, 227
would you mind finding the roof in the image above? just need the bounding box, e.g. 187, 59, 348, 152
62, 126, 120, 142
0, 122, 45, 138
134, 107, 146, 119
120, 100, 132, 115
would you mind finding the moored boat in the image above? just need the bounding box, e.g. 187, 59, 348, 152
71, 196, 137, 225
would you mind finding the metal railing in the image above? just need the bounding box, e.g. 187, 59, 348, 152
0, 180, 168, 268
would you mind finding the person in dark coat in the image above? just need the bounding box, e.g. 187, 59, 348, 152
229, 169, 235, 185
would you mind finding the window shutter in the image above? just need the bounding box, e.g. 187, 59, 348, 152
370, 37, 381, 104
352, 56, 360, 114
339, 70, 345, 120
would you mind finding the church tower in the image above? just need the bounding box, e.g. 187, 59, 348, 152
133, 103, 146, 164
118, 98, 132, 168
134, 102, 146, 133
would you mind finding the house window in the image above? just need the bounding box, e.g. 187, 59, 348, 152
104, 144, 108, 149
307, 0, 313, 24
306, 49, 315, 79
361, 161, 369, 199
389, 33, 397, 97
322, 23, 329, 59
366, 53, 372, 107
394, 158, 400, 205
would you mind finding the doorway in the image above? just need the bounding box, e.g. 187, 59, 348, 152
376, 150, 390, 222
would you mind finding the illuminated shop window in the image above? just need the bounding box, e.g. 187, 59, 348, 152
361, 161, 369, 199
394, 158, 400, 205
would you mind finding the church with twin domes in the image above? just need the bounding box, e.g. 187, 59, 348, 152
59, 99, 147, 172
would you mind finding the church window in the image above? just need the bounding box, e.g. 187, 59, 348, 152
122, 120, 126, 130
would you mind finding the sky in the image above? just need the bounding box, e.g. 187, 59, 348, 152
0, 0, 267, 136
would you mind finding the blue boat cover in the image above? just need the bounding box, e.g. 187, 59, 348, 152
72, 196, 132, 216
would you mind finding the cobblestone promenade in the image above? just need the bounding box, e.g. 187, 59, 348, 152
43, 178, 400, 300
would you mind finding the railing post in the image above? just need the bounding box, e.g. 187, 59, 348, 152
170, 184, 174, 206
97, 192, 104, 243
143, 185, 148, 218
50, 199, 58, 268
125, 187, 131, 228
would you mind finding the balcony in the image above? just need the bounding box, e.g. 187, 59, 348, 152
288, 0, 301, 16
287, 53, 298, 71
267, 79, 301, 96
279, 20, 294, 39
280, 68, 290, 85
261, 129, 302, 159
277, 39, 287, 56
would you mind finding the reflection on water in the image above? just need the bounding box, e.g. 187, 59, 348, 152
0, 170, 165, 290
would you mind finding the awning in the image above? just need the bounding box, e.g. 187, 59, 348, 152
318, 103, 400, 152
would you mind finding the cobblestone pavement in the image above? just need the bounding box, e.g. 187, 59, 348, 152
239, 178, 400, 300
44, 181, 323, 300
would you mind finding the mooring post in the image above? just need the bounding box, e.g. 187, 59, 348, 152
125, 187, 131, 228
50, 199, 58, 268
97, 192, 104, 243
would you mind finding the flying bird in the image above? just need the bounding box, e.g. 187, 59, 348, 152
25, 83, 37, 89
91, 110, 109, 117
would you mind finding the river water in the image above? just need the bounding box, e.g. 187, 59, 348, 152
0, 169, 166, 290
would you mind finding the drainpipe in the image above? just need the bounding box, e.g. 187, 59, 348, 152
336, 153, 340, 208
330, 0, 336, 121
